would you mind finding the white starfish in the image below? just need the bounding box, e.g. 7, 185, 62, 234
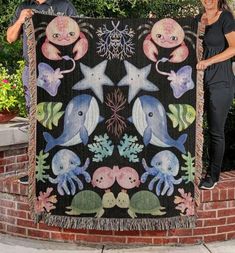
72, 60, 114, 102
117, 61, 159, 103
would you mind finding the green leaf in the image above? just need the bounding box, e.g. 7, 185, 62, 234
181, 151, 195, 184
36, 150, 50, 183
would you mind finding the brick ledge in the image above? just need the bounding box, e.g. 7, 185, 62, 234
0, 171, 235, 245
0, 117, 28, 149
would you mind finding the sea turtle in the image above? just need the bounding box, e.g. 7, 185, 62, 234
66, 190, 115, 218
117, 190, 166, 218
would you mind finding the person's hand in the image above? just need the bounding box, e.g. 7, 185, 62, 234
18, 9, 34, 24
196, 59, 211, 70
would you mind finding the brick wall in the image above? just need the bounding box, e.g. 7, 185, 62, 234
0, 144, 28, 174
0, 155, 235, 245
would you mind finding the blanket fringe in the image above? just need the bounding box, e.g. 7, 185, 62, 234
194, 22, 205, 206
42, 213, 196, 231
25, 18, 37, 220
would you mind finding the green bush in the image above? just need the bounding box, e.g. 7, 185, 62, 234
72, 0, 201, 18
0, 60, 27, 117
0, 0, 23, 71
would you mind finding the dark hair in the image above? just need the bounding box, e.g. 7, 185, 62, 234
218, 0, 233, 13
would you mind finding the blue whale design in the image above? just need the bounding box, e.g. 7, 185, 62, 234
130, 95, 187, 153
43, 94, 102, 152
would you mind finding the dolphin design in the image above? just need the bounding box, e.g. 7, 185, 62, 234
43, 94, 102, 152
130, 95, 187, 153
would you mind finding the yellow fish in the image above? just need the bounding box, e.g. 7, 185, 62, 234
167, 104, 196, 132
36, 102, 64, 130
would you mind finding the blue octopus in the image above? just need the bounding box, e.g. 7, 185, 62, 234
141, 150, 182, 196
49, 149, 91, 195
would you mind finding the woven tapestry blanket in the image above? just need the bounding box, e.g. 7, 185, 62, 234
27, 12, 203, 231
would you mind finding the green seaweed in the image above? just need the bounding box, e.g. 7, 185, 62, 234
181, 152, 195, 184
36, 150, 50, 183
118, 134, 143, 162
88, 134, 114, 162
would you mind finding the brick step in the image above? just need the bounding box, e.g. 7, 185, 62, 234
0, 171, 235, 245
200, 171, 235, 203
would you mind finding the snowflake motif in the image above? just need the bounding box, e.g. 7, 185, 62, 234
96, 21, 135, 60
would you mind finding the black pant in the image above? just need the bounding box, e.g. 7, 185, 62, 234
204, 82, 235, 182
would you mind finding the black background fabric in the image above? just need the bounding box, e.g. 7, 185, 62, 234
33, 13, 198, 219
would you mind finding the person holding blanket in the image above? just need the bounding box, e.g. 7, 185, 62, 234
196, 0, 235, 189
7, 0, 78, 184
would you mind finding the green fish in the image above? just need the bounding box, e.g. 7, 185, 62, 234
167, 104, 196, 132
36, 102, 64, 130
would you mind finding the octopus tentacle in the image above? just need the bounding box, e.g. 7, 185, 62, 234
166, 179, 174, 196
73, 167, 82, 175
73, 158, 90, 174
161, 176, 170, 196
171, 177, 182, 185
83, 158, 90, 169
81, 171, 91, 182
156, 176, 164, 196
49, 176, 59, 184
141, 172, 150, 183
61, 180, 71, 195
142, 158, 151, 171
148, 178, 157, 191
57, 182, 65, 195
148, 175, 159, 191
67, 177, 76, 195
70, 174, 84, 190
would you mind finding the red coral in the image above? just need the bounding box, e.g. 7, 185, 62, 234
35, 187, 57, 214
174, 188, 195, 215
105, 89, 127, 138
